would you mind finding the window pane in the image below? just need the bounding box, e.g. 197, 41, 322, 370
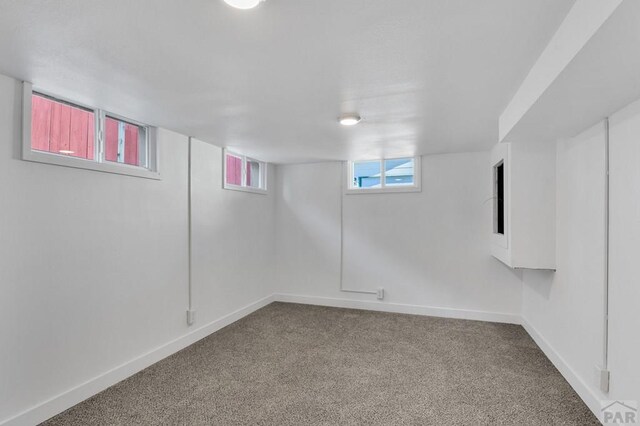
31, 93, 95, 160
246, 160, 261, 188
226, 154, 242, 186
352, 161, 381, 188
105, 117, 147, 167
384, 158, 415, 186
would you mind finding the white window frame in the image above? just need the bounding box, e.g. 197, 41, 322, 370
22, 82, 160, 180
345, 156, 421, 194
223, 149, 268, 194
493, 159, 505, 235
491, 144, 509, 250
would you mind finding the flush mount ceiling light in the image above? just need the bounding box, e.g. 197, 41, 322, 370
223, 0, 265, 9
339, 114, 361, 126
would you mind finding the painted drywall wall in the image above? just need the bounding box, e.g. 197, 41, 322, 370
0, 73, 278, 425
521, 122, 607, 414
522, 98, 640, 415
275, 153, 523, 318
509, 140, 557, 269
0, 74, 187, 423
190, 139, 277, 325
608, 98, 640, 405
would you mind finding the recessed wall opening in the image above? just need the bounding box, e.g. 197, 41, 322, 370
494, 160, 505, 235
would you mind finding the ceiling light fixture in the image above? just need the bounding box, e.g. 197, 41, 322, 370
59, 150, 75, 155
339, 114, 361, 126
223, 0, 265, 9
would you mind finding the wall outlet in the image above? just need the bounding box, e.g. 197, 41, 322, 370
595, 365, 610, 393
187, 309, 196, 326
377, 287, 384, 300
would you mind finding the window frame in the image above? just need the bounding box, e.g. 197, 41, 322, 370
345, 156, 421, 194
22, 82, 160, 180
103, 111, 151, 169
222, 148, 268, 194
493, 160, 505, 235
490, 143, 509, 250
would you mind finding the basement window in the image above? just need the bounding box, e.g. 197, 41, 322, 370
22, 82, 158, 179
104, 116, 149, 168
346, 157, 421, 194
223, 149, 267, 194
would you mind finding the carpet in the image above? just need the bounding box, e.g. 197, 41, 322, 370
43, 302, 599, 425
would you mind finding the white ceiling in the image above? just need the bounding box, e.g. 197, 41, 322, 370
0, 0, 574, 163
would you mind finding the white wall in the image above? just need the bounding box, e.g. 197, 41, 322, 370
0, 73, 277, 425
522, 99, 640, 416
0, 74, 187, 422
608, 98, 640, 405
521, 122, 608, 413
509, 140, 557, 269
275, 152, 523, 319
190, 139, 277, 324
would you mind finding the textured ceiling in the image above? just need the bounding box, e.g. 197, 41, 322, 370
0, 0, 574, 163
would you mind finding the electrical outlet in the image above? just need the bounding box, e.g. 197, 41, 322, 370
187, 309, 196, 326
377, 287, 384, 300
595, 366, 610, 393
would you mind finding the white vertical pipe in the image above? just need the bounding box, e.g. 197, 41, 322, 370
339, 162, 377, 296
187, 137, 194, 324
603, 118, 610, 372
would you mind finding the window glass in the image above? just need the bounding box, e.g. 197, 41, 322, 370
31, 93, 95, 160
246, 159, 261, 188
384, 158, 415, 186
224, 150, 267, 192
26, 88, 157, 178
348, 157, 420, 193
352, 160, 381, 188
105, 116, 147, 167
226, 153, 242, 186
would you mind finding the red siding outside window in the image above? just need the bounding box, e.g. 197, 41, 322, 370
226, 154, 242, 186
31, 94, 95, 160
104, 117, 140, 166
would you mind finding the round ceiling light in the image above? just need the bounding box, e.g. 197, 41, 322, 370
339, 114, 362, 126
223, 0, 265, 9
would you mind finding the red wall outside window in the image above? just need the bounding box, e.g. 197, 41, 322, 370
31, 94, 95, 160
105, 117, 140, 166
226, 154, 242, 186
31, 94, 141, 166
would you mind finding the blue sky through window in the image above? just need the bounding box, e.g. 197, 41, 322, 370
385, 158, 414, 186
352, 158, 415, 189
353, 161, 381, 188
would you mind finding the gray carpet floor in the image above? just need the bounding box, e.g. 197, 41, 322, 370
43, 302, 599, 425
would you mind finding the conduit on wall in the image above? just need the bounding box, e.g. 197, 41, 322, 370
187, 137, 195, 326
602, 118, 610, 390
339, 162, 378, 297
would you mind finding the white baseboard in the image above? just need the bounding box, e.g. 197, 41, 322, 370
1, 294, 275, 426
273, 293, 521, 325
520, 317, 603, 423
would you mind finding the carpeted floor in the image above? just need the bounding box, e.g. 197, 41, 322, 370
43, 302, 599, 425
